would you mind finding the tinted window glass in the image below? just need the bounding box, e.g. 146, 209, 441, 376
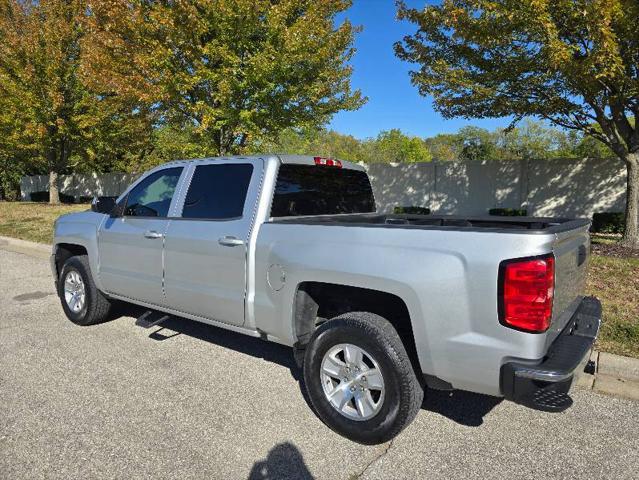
124, 167, 182, 217
271, 164, 375, 217
182, 163, 254, 219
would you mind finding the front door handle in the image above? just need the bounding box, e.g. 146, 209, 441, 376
144, 230, 164, 239
218, 236, 244, 247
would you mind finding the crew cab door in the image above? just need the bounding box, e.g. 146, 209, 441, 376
98, 166, 185, 305
163, 159, 263, 326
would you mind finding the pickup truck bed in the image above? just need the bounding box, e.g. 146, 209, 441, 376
272, 213, 591, 233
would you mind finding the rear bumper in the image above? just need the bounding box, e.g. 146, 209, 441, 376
500, 296, 601, 412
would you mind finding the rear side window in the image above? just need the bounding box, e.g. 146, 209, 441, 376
181, 163, 254, 219
124, 167, 182, 217
271, 164, 375, 217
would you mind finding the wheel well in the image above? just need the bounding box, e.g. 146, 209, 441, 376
293, 282, 421, 374
54, 243, 88, 277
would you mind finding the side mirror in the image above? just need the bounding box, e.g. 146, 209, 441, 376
91, 196, 117, 215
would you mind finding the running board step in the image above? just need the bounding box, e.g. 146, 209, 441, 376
135, 311, 170, 329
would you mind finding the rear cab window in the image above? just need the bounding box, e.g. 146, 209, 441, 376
271, 164, 376, 217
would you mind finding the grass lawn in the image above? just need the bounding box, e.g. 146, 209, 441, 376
0, 201, 637, 358
587, 252, 639, 358
0, 201, 87, 244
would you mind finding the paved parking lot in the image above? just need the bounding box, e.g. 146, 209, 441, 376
1, 248, 638, 479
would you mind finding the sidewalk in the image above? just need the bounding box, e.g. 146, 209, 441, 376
1, 234, 638, 403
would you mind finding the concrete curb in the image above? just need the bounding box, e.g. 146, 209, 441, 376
592, 351, 639, 402
1, 234, 638, 403
0, 235, 51, 260
576, 350, 639, 402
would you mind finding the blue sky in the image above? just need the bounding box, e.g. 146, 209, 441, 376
328, 0, 511, 139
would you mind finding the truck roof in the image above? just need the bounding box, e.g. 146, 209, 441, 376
161, 154, 366, 172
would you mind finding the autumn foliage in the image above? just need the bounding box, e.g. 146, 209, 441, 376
0, 0, 363, 200
396, 0, 639, 247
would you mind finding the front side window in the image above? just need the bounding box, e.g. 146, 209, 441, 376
124, 167, 183, 217
181, 163, 254, 219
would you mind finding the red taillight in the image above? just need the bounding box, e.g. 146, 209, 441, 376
498, 255, 555, 333
314, 156, 342, 167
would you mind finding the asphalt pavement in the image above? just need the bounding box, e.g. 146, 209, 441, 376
1, 248, 637, 479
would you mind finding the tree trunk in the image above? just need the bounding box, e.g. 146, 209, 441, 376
621, 153, 639, 249
49, 170, 60, 204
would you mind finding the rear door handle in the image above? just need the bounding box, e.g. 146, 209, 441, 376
144, 230, 164, 239
218, 236, 244, 247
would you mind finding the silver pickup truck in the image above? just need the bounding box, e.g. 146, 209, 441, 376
52, 155, 601, 444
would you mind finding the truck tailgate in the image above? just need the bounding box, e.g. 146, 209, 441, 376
548, 222, 591, 344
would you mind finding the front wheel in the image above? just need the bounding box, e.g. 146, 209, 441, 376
58, 255, 112, 326
303, 311, 424, 444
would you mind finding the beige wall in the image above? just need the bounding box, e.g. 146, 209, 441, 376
20, 172, 139, 201
21, 158, 627, 219
367, 158, 627, 218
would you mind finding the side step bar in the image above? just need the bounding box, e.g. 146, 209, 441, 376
135, 310, 171, 329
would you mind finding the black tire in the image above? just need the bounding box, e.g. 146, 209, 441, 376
303, 311, 424, 444
58, 255, 112, 326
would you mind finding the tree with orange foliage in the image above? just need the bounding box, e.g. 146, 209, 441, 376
0, 0, 153, 203
86, 0, 365, 157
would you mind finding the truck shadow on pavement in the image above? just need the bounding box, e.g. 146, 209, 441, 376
421, 389, 502, 427
125, 308, 315, 405
136, 311, 302, 377
126, 308, 501, 428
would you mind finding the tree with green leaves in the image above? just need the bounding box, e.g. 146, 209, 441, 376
396, 0, 639, 248
257, 127, 432, 163
424, 133, 460, 161
370, 129, 432, 163
252, 127, 366, 162
0, 0, 87, 203
0, 85, 36, 200
89, 0, 365, 157
498, 120, 575, 160
456, 126, 497, 161
0, 0, 153, 203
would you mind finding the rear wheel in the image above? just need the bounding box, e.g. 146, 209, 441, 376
303, 311, 423, 444
58, 255, 112, 326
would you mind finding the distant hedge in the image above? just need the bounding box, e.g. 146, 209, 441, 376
488, 208, 527, 217
29, 191, 91, 204
393, 206, 431, 215
591, 212, 625, 234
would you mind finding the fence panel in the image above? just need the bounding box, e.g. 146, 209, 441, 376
20, 159, 628, 220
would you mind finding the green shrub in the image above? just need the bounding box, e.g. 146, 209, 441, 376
29, 191, 49, 202
393, 206, 430, 215
489, 208, 527, 217
591, 212, 625, 234
29, 191, 77, 203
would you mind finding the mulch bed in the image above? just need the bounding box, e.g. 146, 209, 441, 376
591, 241, 639, 259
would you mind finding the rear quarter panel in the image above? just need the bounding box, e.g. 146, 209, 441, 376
254, 223, 559, 396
